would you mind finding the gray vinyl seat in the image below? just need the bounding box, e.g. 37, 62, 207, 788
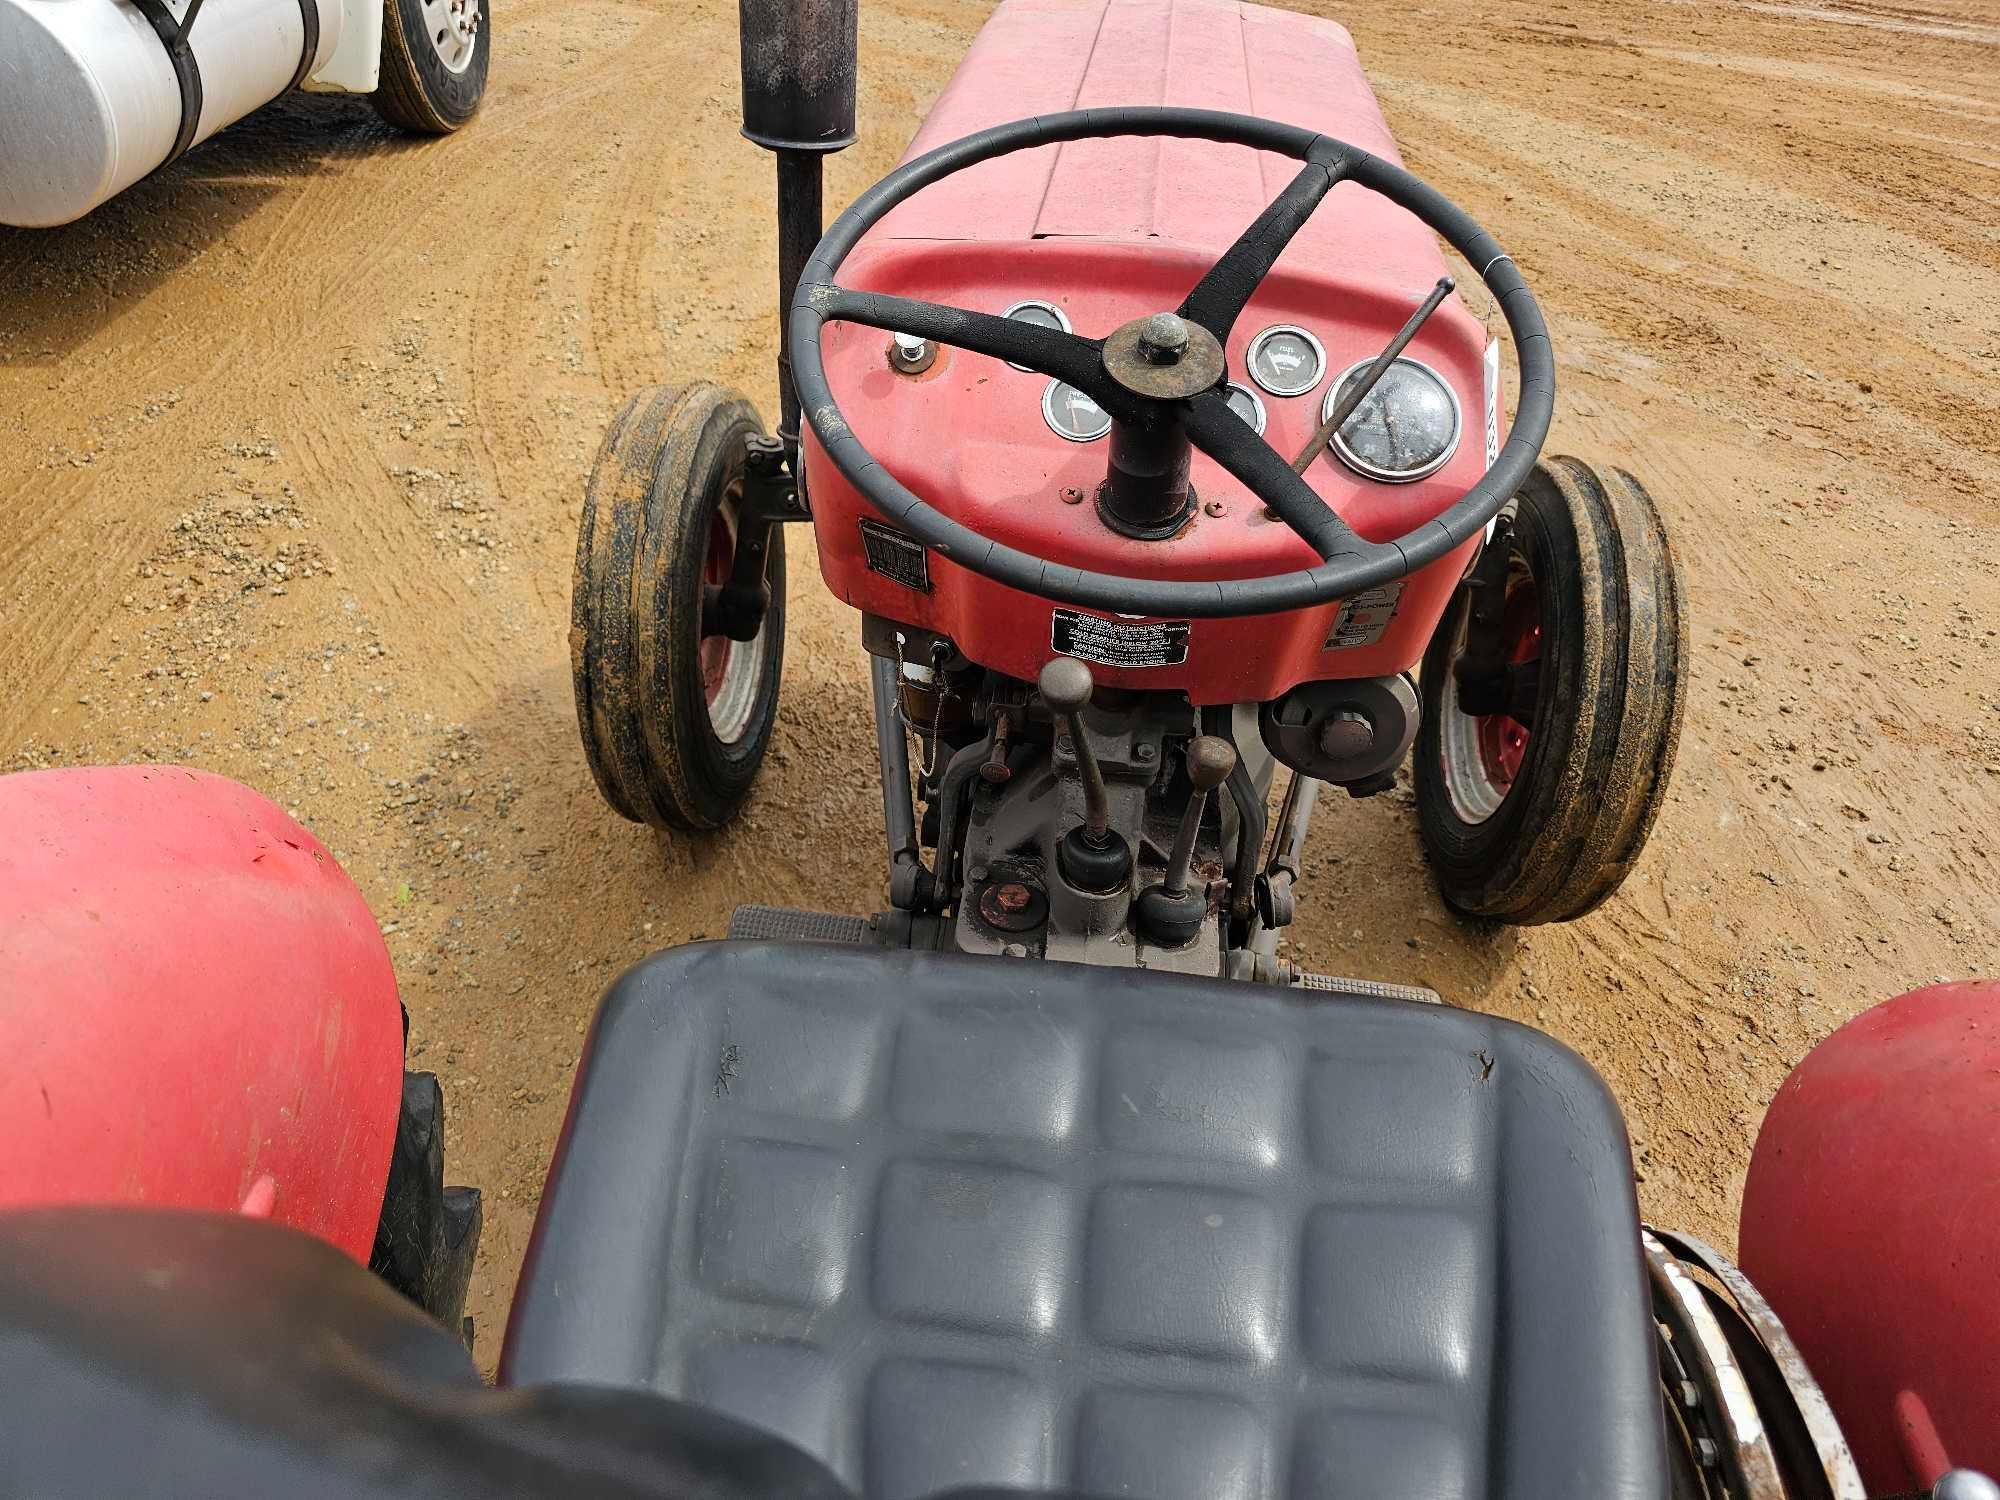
502, 942, 1665, 1500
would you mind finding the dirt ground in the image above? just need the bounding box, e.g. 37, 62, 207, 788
3, 0, 1997, 1361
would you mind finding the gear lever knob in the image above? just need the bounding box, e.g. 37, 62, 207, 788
1037, 656, 1094, 717
1183, 734, 1237, 795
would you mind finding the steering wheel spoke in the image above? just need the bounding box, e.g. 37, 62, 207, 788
807, 285, 1145, 420
1182, 390, 1368, 562
1177, 153, 1350, 343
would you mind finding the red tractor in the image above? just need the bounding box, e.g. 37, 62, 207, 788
0, 3, 1991, 1497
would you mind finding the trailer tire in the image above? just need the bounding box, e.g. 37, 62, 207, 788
1414, 456, 1686, 924
373, 0, 489, 134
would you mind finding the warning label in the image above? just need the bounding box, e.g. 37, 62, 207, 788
1324, 583, 1404, 650
1052, 609, 1190, 669
858, 520, 931, 593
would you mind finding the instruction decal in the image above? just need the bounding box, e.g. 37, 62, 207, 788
1052, 610, 1190, 669
1483, 338, 1502, 466
1324, 582, 1405, 650
858, 520, 931, 593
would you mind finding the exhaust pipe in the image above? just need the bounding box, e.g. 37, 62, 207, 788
737, 0, 858, 466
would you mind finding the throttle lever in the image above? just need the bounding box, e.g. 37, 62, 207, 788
1291, 276, 1455, 475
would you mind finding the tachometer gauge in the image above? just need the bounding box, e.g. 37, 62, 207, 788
1042, 379, 1112, 442
1322, 357, 1462, 482
1224, 381, 1267, 435
1003, 300, 1071, 370
1246, 324, 1326, 397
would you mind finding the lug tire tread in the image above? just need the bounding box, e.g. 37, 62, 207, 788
1415, 455, 1686, 924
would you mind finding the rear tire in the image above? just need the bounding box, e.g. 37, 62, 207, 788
571, 384, 785, 833
1414, 456, 1686, 923
373, 0, 490, 134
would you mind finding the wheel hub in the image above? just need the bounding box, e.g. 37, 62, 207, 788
698, 504, 765, 746
420, 0, 482, 73
1441, 562, 1542, 823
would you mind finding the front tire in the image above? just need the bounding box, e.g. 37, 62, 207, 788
571, 384, 785, 833
373, 0, 490, 134
1414, 456, 1686, 923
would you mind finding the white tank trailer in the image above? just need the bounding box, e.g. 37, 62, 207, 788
0, 0, 491, 228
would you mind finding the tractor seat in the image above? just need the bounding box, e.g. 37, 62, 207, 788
503, 943, 1664, 1500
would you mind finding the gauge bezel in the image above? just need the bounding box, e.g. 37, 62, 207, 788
1246, 323, 1328, 398
1224, 381, 1268, 436
1320, 355, 1463, 483
1041, 378, 1113, 443
1002, 300, 1073, 371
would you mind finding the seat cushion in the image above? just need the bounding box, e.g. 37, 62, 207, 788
503, 943, 1664, 1500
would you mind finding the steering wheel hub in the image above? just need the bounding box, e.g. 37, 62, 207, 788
1102, 312, 1226, 401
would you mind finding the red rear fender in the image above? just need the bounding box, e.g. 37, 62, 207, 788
0, 767, 402, 1260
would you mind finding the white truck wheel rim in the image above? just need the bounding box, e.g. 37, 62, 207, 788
420, 0, 481, 74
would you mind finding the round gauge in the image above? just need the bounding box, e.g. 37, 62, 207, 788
1003, 300, 1071, 371
1224, 381, 1267, 435
1042, 379, 1112, 442
1246, 324, 1326, 397
1321, 357, 1463, 483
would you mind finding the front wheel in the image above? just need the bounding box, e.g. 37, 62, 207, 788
570, 384, 785, 833
373, 0, 490, 134
1414, 456, 1686, 924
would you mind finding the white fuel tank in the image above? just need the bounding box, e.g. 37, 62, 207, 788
1, 0, 343, 228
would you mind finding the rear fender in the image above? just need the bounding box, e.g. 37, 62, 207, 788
0, 766, 404, 1261
1740, 981, 2000, 1491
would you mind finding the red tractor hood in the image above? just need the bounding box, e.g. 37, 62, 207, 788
874, 0, 1440, 293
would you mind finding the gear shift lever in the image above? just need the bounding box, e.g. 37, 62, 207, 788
1039, 658, 1132, 893
1134, 734, 1237, 947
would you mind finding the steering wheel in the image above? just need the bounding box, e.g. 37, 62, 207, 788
788, 107, 1554, 621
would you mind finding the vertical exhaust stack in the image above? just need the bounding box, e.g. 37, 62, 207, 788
738, 0, 858, 470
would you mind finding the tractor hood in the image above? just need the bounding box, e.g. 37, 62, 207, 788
871, 0, 1447, 294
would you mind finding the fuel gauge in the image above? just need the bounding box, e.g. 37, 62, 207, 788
1246, 324, 1326, 398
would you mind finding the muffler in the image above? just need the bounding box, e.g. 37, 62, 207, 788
736, 0, 858, 461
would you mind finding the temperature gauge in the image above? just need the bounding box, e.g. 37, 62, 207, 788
1246, 324, 1326, 398
1042, 380, 1112, 442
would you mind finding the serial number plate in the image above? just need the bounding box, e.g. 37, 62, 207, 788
1324, 582, 1404, 650
858, 520, 931, 593
1052, 609, 1190, 668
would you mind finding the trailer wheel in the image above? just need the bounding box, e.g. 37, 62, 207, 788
571, 384, 786, 833
1414, 456, 1686, 924
373, 0, 489, 134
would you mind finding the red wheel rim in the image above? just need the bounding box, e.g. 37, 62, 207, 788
1473, 575, 1541, 794
699, 514, 733, 708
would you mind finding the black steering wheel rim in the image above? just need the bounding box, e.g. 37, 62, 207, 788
788, 106, 1555, 621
